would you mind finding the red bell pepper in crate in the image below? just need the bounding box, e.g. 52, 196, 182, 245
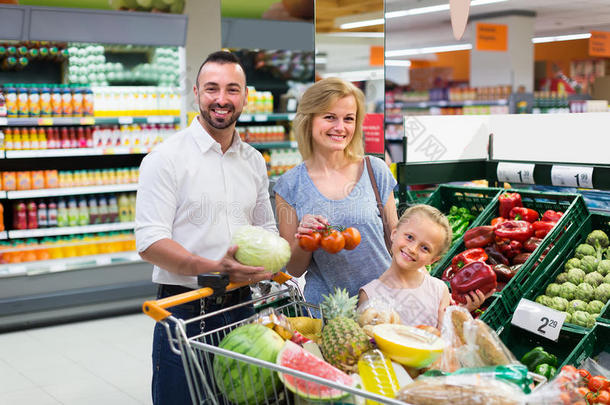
463, 226, 495, 249
494, 220, 533, 242
484, 245, 509, 265
496, 238, 523, 259
509, 207, 539, 223
451, 248, 488, 269
541, 210, 563, 223
491, 217, 507, 227
523, 237, 543, 252
450, 261, 497, 304
532, 221, 556, 238
498, 193, 522, 219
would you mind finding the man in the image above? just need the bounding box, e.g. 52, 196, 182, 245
135, 51, 277, 405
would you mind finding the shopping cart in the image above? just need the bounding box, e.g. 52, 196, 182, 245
143, 272, 406, 405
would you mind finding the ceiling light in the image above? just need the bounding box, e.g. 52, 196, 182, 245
315, 57, 327, 64
386, 60, 412, 67
386, 43, 472, 57
386, 0, 508, 19
532, 33, 592, 43
324, 32, 385, 38
339, 18, 384, 30
322, 69, 384, 82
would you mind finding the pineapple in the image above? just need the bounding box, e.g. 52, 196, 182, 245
319, 288, 371, 373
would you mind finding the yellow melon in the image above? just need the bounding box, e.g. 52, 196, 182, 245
373, 324, 445, 368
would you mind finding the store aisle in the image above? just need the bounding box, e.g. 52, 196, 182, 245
0, 313, 153, 405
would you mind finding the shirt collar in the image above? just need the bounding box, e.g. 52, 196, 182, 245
190, 116, 242, 155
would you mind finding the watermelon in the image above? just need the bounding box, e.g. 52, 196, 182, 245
213, 324, 285, 405
277, 340, 353, 401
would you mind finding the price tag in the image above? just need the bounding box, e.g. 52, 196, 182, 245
254, 114, 268, 122
0, 118, 7, 126
512, 298, 566, 341
80, 117, 95, 125
119, 117, 134, 124
103, 148, 116, 155
96, 257, 112, 266
497, 162, 535, 184
551, 165, 594, 189
239, 114, 252, 122
418, 102, 427, 108
49, 263, 67, 273
38, 118, 54, 126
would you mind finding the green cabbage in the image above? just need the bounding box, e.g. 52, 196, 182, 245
586, 300, 605, 314
567, 268, 585, 285
575, 283, 594, 302
580, 255, 599, 274
594, 283, 610, 302
566, 299, 587, 314
559, 282, 578, 300
231, 226, 291, 273
564, 258, 581, 271
545, 283, 562, 297
584, 271, 604, 287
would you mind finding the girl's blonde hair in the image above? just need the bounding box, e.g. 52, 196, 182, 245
293, 77, 365, 162
397, 204, 453, 257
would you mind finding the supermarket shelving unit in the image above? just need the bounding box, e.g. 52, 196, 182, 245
0, 4, 188, 331
395, 113, 610, 212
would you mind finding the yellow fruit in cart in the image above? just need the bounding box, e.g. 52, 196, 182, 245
372, 324, 445, 368
358, 349, 399, 404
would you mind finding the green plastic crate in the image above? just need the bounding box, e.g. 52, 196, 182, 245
440, 189, 589, 323
414, 185, 502, 275
507, 212, 610, 331
563, 323, 610, 368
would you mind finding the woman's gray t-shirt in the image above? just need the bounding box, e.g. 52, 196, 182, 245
273, 156, 396, 306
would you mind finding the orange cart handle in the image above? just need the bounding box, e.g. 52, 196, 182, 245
142, 272, 292, 321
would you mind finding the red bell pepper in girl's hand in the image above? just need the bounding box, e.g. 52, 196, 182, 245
442, 265, 458, 282
509, 207, 539, 223
532, 221, 556, 238
451, 248, 488, 269
498, 193, 522, 219
494, 220, 533, 242
463, 226, 495, 249
541, 210, 563, 223
450, 261, 497, 304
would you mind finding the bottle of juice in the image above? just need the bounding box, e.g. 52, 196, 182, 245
118, 193, 128, 222
357, 350, 399, 404
128, 193, 136, 221
88, 195, 99, 224
67, 197, 79, 227
98, 196, 109, 223
26, 201, 38, 229
4, 128, 13, 150
37, 200, 48, 228
78, 197, 89, 226
61, 85, 73, 117
29, 127, 39, 150
17, 86, 29, 117
57, 198, 68, 227
28, 86, 41, 117
40, 86, 52, 117
50, 85, 63, 117
47, 200, 58, 228
38, 127, 47, 149
108, 195, 119, 223
0, 202, 4, 232
20, 127, 30, 150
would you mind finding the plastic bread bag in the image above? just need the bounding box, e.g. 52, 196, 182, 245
357, 297, 401, 338
431, 305, 472, 372
461, 318, 516, 367
421, 364, 534, 394
247, 307, 293, 340
581, 355, 610, 377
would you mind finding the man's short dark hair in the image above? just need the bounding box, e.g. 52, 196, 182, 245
195, 51, 246, 88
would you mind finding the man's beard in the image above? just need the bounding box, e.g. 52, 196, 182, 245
200, 103, 241, 130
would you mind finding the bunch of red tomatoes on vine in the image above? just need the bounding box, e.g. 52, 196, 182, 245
298, 225, 361, 254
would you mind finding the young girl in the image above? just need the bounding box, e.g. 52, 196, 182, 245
359, 204, 452, 329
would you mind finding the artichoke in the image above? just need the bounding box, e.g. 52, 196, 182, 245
580, 255, 599, 274
567, 268, 586, 285
555, 272, 569, 284
594, 283, 610, 302
575, 244, 596, 259
564, 258, 581, 271
535, 295, 553, 307
566, 299, 588, 314
597, 260, 610, 276
545, 283, 562, 298
559, 282, 578, 301
571, 310, 592, 328
584, 271, 604, 287
586, 300, 605, 314
575, 283, 594, 302
586, 230, 609, 260
550, 296, 569, 312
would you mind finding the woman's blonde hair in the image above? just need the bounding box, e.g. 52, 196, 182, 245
397, 204, 453, 257
293, 77, 365, 162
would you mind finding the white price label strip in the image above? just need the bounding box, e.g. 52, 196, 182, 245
497, 162, 536, 184
551, 165, 594, 189
0, 118, 7, 126
512, 298, 566, 341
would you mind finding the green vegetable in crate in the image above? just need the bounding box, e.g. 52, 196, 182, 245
575, 283, 595, 302
545, 283, 562, 298
571, 310, 595, 328
566, 299, 588, 314
535, 295, 553, 306
550, 296, 569, 312
520, 347, 557, 372
580, 255, 599, 274
584, 272, 604, 287
555, 272, 569, 284
605, 274, 610, 284
586, 230, 609, 260
598, 260, 610, 276
567, 268, 586, 286
594, 283, 610, 302
586, 300, 605, 314
559, 282, 578, 300
564, 312, 572, 323
575, 243, 596, 259
564, 258, 582, 271
534, 363, 556, 380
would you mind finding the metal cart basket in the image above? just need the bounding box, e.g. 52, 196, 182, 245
143, 273, 406, 405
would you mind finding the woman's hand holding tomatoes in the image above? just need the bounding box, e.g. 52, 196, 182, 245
296, 217, 361, 254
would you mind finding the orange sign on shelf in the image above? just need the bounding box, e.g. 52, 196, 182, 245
476, 23, 508, 51
369, 46, 384, 67
589, 31, 610, 57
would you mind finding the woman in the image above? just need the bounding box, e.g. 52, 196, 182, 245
274, 77, 398, 305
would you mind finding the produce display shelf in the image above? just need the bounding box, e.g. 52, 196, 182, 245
247, 141, 298, 149
386, 99, 508, 109
8, 222, 135, 239
511, 212, 610, 330
416, 185, 502, 276
238, 113, 295, 123
434, 189, 589, 323
1, 116, 179, 126
5, 147, 152, 159
0, 251, 141, 279
5, 184, 138, 199
563, 323, 610, 368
